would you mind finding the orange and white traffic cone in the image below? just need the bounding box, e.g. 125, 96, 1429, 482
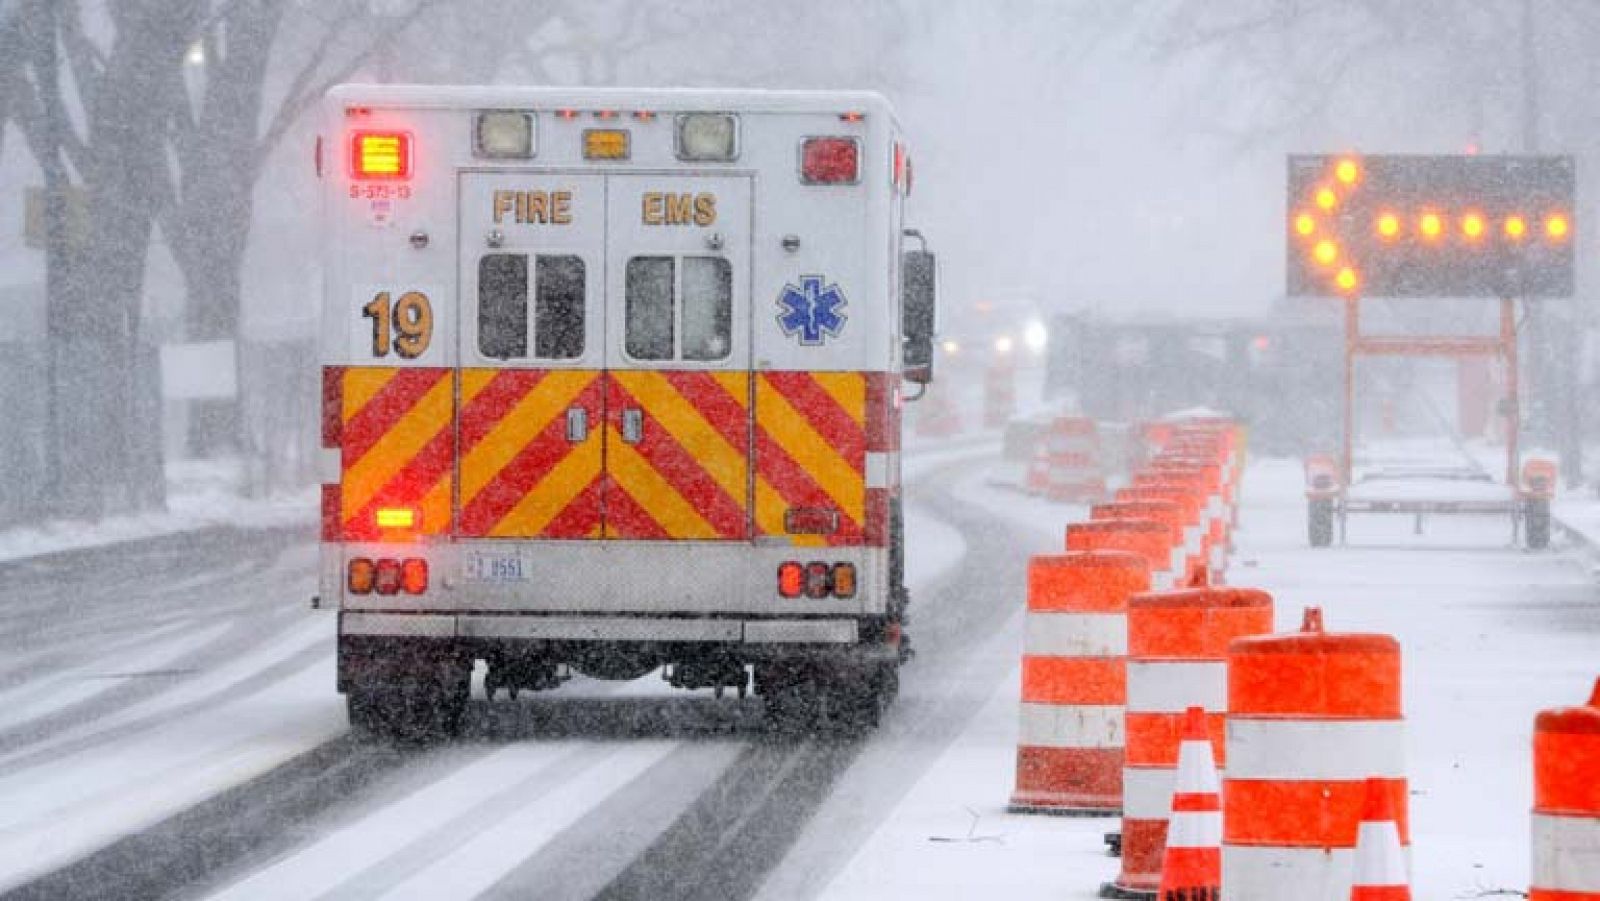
1351, 776, 1410, 900
1156, 706, 1221, 901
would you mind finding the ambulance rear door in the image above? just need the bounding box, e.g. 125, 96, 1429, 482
602, 175, 754, 541
455, 172, 607, 540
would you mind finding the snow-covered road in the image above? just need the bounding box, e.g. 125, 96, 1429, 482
0, 445, 1594, 900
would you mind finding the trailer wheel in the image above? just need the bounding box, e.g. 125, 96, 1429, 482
1525, 499, 1551, 550
1308, 499, 1334, 548
348, 659, 470, 743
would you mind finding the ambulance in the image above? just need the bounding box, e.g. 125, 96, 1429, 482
317, 86, 938, 738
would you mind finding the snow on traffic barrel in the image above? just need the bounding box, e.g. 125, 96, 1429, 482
1223, 607, 1408, 900
1067, 520, 1178, 591
1531, 677, 1600, 900
1106, 587, 1274, 898
1010, 551, 1150, 815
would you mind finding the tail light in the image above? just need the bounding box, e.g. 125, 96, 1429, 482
804, 562, 831, 599
778, 562, 804, 598
351, 131, 411, 179
831, 563, 856, 599
348, 558, 375, 594
401, 558, 429, 595
779, 561, 859, 599
374, 559, 402, 595
801, 137, 859, 184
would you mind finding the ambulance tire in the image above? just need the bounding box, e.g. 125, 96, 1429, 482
348, 657, 470, 743
1525, 499, 1551, 550
762, 663, 895, 735
1308, 499, 1334, 548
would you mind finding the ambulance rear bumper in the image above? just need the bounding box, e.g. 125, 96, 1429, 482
341, 611, 860, 644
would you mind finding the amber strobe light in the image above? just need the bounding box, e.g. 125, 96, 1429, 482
351, 131, 411, 179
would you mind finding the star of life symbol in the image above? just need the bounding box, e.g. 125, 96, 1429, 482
776, 275, 848, 346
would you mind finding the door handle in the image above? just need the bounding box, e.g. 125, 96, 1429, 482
565, 408, 589, 443
621, 408, 644, 445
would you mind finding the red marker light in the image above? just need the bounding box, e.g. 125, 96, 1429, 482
351, 131, 411, 179
778, 561, 804, 598
801, 137, 860, 184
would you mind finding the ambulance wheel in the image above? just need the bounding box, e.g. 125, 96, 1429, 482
348, 659, 470, 742
760, 671, 816, 734
1308, 499, 1334, 548
1525, 499, 1551, 550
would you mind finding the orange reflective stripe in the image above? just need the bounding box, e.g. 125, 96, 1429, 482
1125, 711, 1226, 766
1021, 656, 1125, 705
1128, 589, 1273, 658
1229, 646, 1402, 717
1223, 778, 1409, 847
1028, 552, 1149, 613
1535, 728, 1600, 815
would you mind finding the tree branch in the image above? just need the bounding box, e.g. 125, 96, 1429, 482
255, 0, 441, 164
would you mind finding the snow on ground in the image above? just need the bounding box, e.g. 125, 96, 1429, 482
0, 458, 314, 563
0, 445, 982, 896
803, 455, 1598, 900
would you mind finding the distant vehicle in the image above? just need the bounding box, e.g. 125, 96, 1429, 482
317, 85, 936, 739
1043, 303, 1340, 455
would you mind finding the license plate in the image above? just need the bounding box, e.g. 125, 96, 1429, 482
464, 553, 530, 583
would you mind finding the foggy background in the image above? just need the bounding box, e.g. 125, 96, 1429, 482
3, 0, 1600, 526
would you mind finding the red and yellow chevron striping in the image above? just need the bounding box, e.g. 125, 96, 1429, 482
322, 365, 893, 547
605, 370, 751, 540
331, 367, 455, 541
754, 371, 868, 547
457, 369, 605, 539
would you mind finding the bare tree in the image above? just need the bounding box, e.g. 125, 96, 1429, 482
159, 0, 437, 457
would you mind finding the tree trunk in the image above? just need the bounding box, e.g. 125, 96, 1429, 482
175, 0, 283, 460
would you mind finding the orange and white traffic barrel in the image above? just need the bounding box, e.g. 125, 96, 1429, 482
1091, 501, 1187, 582
1107, 587, 1273, 898
1531, 677, 1600, 900
1044, 416, 1106, 503
1223, 607, 1408, 899
1067, 520, 1179, 591
1010, 550, 1150, 815
1117, 485, 1207, 584
1025, 441, 1051, 495
1145, 462, 1230, 575
1351, 776, 1411, 900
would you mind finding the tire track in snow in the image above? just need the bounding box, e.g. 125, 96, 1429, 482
0, 736, 422, 901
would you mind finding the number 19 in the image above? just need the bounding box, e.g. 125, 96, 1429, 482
363, 291, 433, 359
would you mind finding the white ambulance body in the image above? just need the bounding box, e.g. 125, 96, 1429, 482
317, 85, 934, 737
